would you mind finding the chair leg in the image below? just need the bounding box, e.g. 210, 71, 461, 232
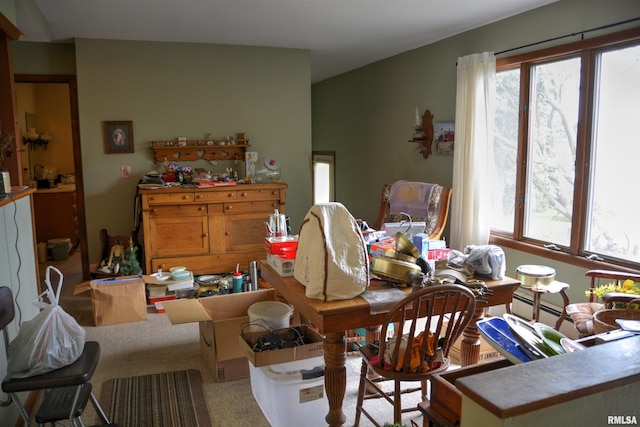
89, 391, 111, 424
9, 393, 30, 426
354, 358, 368, 427
394, 380, 402, 424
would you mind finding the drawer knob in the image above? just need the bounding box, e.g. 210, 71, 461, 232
226, 205, 232, 210
202, 233, 208, 238
196, 194, 203, 199
227, 193, 234, 197
183, 195, 190, 200
199, 206, 205, 211
241, 192, 248, 197
151, 208, 157, 213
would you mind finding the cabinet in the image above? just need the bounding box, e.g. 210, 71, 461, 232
139, 183, 287, 275
33, 188, 79, 247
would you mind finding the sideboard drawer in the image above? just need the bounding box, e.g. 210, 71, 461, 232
147, 192, 195, 204
149, 204, 207, 217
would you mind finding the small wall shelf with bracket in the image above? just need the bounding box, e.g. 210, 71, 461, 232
150, 139, 250, 162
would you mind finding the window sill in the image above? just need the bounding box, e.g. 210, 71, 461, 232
489, 234, 640, 274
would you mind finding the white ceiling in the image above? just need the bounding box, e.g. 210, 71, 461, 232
15, 0, 558, 83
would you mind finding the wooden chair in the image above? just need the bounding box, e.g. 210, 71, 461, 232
566, 270, 640, 338
372, 182, 452, 240
90, 228, 135, 278
354, 284, 476, 426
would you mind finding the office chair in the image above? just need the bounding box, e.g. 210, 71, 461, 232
0, 286, 112, 426
354, 284, 476, 427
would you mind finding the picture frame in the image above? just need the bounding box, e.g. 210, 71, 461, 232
434, 122, 455, 155
103, 121, 134, 154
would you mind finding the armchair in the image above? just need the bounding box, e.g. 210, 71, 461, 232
566, 270, 640, 338
372, 181, 452, 240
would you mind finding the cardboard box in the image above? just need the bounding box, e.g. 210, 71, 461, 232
239, 325, 324, 367
412, 233, 447, 258
163, 289, 277, 382
74, 276, 147, 326
450, 331, 502, 363
267, 252, 296, 277
440, 316, 502, 364
368, 239, 396, 257
427, 248, 450, 261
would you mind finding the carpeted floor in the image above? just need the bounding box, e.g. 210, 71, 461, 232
37, 253, 427, 427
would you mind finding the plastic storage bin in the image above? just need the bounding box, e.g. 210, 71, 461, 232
249, 356, 328, 427
47, 238, 70, 261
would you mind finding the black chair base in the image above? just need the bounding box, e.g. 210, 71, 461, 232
36, 383, 91, 424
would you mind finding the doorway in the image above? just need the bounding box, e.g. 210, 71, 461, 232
312, 151, 335, 203
15, 74, 90, 280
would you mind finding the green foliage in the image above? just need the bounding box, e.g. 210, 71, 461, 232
120, 245, 142, 275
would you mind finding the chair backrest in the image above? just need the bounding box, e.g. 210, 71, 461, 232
0, 286, 15, 353
0, 286, 15, 331
586, 270, 640, 303
372, 181, 452, 240
374, 284, 476, 374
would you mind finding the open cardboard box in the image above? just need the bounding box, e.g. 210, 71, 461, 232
74, 276, 147, 326
238, 325, 324, 367
162, 289, 278, 382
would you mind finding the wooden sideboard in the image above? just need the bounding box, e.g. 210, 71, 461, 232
139, 183, 287, 275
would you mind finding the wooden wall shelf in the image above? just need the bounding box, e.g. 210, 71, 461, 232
150, 140, 250, 162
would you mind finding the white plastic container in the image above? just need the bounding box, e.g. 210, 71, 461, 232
248, 301, 292, 330
249, 356, 328, 427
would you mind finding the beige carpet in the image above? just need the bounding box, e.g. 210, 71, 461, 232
39, 252, 428, 427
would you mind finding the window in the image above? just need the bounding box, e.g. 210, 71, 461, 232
312, 151, 335, 204
491, 27, 640, 270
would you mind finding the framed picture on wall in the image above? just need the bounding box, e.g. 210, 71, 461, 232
103, 121, 134, 154
434, 122, 454, 155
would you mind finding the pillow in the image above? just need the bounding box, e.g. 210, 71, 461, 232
566, 302, 604, 338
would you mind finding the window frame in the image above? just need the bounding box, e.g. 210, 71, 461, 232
490, 26, 640, 273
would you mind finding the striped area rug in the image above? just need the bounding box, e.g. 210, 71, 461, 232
101, 369, 211, 427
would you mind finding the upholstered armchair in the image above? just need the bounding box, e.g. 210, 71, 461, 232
372, 181, 452, 240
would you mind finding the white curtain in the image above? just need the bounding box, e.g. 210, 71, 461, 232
450, 52, 496, 251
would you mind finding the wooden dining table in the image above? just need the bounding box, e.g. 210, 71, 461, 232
258, 260, 520, 427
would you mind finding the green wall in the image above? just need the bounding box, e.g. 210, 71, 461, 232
311, 0, 640, 304
11, 39, 312, 262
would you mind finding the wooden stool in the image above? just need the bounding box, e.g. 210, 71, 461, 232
507, 281, 570, 330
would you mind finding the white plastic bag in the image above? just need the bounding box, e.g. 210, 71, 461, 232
6, 266, 86, 379
463, 245, 506, 280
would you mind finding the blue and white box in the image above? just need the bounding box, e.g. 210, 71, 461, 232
413, 233, 447, 258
